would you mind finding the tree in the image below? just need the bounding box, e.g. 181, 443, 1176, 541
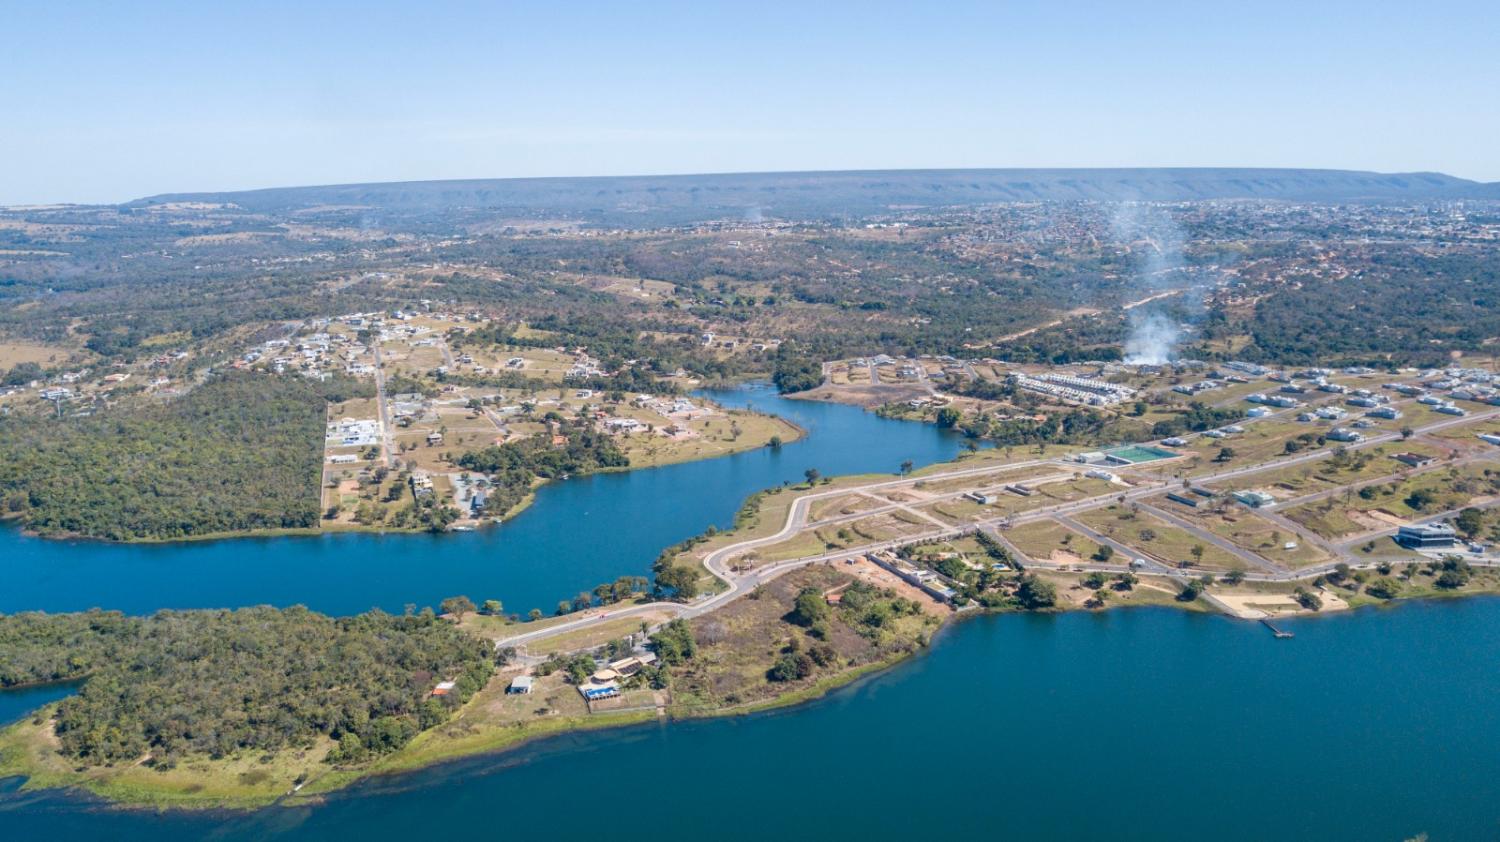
1015, 575, 1056, 609
1190, 544, 1205, 563
1177, 579, 1205, 602
1114, 571, 1138, 591
648, 619, 697, 665
900, 459, 914, 476
1092, 545, 1114, 563
1454, 507, 1485, 539
767, 651, 813, 682
767, 435, 783, 449
655, 565, 699, 601
936, 407, 961, 428
1082, 572, 1107, 589
527, 608, 543, 622
788, 587, 829, 627
439, 595, 476, 621
1435, 569, 1467, 589
1215, 446, 1235, 463
1405, 488, 1437, 511
481, 599, 503, 616
1222, 569, 1245, 585
803, 468, 821, 486
1293, 587, 1323, 611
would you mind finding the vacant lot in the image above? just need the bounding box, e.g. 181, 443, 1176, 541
1075, 505, 1247, 570
1004, 518, 1106, 564
1284, 463, 1500, 539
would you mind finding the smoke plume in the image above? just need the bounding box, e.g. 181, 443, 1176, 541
1123, 309, 1180, 365
1112, 203, 1190, 364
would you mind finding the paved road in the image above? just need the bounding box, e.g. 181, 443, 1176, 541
1135, 500, 1283, 573
493, 398, 1500, 652
372, 341, 396, 468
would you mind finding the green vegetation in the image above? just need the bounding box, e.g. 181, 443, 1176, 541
0, 606, 493, 768
455, 426, 628, 515
0, 373, 370, 541
771, 345, 823, 394
648, 619, 698, 665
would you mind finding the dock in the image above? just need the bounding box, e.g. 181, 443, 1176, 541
1260, 618, 1294, 639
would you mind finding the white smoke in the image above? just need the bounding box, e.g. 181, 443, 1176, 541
1123, 309, 1180, 365
1112, 203, 1189, 363
743, 206, 765, 223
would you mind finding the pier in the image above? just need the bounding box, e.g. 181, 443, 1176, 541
1261, 618, 1295, 639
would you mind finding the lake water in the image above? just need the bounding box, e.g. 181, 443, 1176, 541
5, 383, 1500, 839
0, 384, 969, 616
4, 600, 1499, 840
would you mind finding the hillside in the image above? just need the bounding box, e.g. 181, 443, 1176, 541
135, 168, 1500, 227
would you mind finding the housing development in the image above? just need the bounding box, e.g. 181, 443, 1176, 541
3, 170, 1500, 826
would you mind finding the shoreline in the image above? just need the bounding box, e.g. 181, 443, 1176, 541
2, 405, 806, 548
7, 588, 1499, 812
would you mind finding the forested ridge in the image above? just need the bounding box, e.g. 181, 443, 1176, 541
0, 373, 367, 541
0, 607, 494, 767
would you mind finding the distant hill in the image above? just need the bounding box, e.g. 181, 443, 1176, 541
135, 168, 1500, 226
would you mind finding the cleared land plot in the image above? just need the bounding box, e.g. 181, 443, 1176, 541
1428, 416, 1500, 443
1212, 442, 1443, 500
909, 464, 1058, 495
1075, 505, 1249, 570
809, 492, 885, 522
1003, 519, 1106, 564
524, 613, 672, 657
0, 339, 78, 368
1182, 420, 1321, 468
617, 410, 798, 469
393, 407, 499, 472
387, 344, 446, 377
1283, 463, 1500, 539
1167, 505, 1331, 568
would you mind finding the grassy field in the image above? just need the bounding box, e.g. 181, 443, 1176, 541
809, 491, 886, 522
1183, 420, 1316, 466
1212, 441, 1444, 499
0, 338, 79, 369
1283, 463, 1500, 539
617, 409, 801, 469
1003, 518, 1105, 563
1180, 506, 1331, 568
1075, 505, 1248, 570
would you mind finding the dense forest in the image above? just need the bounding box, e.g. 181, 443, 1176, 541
1229, 257, 1500, 367
0, 373, 367, 540
0, 607, 493, 767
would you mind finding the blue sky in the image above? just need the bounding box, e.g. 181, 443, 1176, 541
2, 1, 1496, 204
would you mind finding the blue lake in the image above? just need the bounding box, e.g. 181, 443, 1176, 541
0, 384, 969, 616
5, 382, 1500, 839
4, 600, 1499, 840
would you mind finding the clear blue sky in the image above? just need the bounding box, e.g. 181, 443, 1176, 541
2, 0, 1496, 204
